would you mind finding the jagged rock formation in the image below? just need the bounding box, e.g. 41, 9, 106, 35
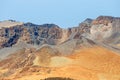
90, 16, 120, 44
0, 22, 63, 48
0, 16, 120, 59
0, 16, 120, 49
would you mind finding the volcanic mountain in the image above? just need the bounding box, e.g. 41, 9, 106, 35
0, 16, 120, 80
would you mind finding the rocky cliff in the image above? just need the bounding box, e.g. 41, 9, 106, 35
0, 16, 120, 49
90, 16, 120, 44
0, 22, 63, 48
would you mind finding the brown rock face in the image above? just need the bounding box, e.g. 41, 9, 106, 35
0, 26, 23, 48
92, 16, 114, 25
0, 16, 120, 48
22, 23, 63, 45
68, 18, 92, 39
0, 17, 94, 48
90, 16, 120, 44
0, 23, 63, 48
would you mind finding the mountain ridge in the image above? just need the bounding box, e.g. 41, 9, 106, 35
0, 15, 120, 49
0, 15, 120, 80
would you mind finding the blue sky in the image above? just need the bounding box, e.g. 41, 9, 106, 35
0, 0, 120, 28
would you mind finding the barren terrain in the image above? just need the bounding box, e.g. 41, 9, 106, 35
0, 46, 120, 80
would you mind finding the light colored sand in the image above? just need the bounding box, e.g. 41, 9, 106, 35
60, 29, 68, 43
50, 56, 73, 67
33, 56, 73, 67
117, 44, 120, 47
2, 46, 120, 80
0, 20, 23, 29
0, 68, 8, 74
33, 56, 40, 66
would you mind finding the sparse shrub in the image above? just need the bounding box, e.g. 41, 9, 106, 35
42, 77, 74, 80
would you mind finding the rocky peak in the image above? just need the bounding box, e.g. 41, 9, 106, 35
39, 24, 59, 28
90, 16, 120, 43
7, 19, 16, 22
82, 18, 93, 24
24, 22, 38, 27
96, 16, 114, 20
92, 16, 114, 25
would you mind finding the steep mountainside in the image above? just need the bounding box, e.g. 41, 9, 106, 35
0, 16, 120, 48
0, 16, 120, 80
90, 16, 120, 43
